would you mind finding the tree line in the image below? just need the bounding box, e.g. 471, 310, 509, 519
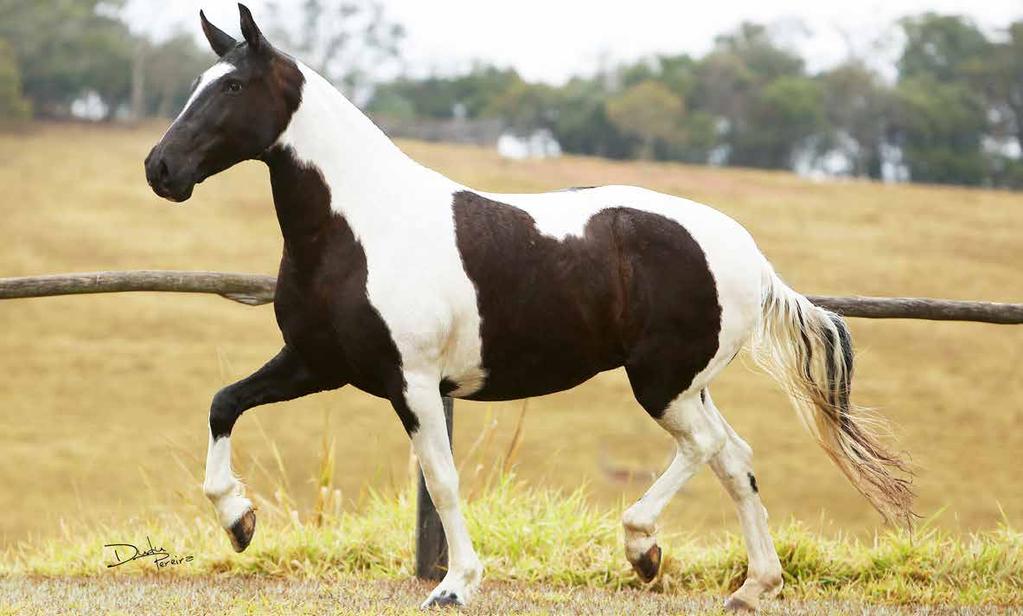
1, 1, 1021, 188
0, 0, 403, 122
368, 18, 1023, 188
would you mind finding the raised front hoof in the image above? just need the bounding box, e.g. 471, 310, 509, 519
631, 544, 662, 583
723, 595, 756, 613
227, 508, 256, 553
420, 590, 463, 609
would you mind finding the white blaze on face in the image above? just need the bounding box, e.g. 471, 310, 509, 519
168, 62, 235, 129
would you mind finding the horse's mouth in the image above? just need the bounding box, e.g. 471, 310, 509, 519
150, 180, 195, 203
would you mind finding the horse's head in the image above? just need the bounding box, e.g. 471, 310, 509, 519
144, 4, 303, 202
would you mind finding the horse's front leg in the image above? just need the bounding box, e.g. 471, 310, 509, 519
396, 372, 483, 608
203, 346, 341, 551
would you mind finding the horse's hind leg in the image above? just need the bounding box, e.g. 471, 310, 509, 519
704, 389, 783, 611
621, 385, 727, 581
203, 346, 339, 551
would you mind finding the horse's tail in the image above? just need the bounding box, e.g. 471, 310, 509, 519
751, 267, 915, 525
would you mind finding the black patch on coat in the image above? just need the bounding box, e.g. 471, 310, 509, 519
264, 145, 418, 434
560, 185, 599, 191
439, 378, 458, 396
748, 472, 759, 494
700, 389, 707, 404
451, 191, 721, 417
209, 347, 340, 439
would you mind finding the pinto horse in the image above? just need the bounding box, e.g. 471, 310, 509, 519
144, 5, 913, 610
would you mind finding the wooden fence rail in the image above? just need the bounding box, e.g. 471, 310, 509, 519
2, 269, 1021, 581
0, 270, 277, 306
1, 270, 1021, 324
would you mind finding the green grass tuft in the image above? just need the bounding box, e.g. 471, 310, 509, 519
3, 473, 1020, 607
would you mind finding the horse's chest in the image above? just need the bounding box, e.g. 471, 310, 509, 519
273, 236, 411, 398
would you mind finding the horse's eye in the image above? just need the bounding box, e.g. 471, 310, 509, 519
225, 80, 243, 94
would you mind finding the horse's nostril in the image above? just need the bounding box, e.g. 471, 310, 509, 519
157, 159, 169, 181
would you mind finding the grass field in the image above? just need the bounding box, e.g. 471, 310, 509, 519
4, 475, 1022, 613
0, 123, 1021, 610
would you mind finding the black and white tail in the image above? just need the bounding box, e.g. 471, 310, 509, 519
753, 268, 915, 525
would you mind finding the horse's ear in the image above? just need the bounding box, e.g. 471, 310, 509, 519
238, 4, 268, 53
200, 10, 237, 57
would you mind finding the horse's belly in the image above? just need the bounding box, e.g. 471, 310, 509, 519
449, 329, 620, 401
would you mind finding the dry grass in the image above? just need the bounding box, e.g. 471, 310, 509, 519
0, 122, 1021, 552
3, 473, 1021, 610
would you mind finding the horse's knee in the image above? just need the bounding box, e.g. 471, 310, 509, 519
209, 387, 240, 438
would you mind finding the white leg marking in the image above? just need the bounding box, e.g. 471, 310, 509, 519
405, 374, 483, 608
623, 394, 726, 566
705, 392, 783, 609
202, 432, 252, 529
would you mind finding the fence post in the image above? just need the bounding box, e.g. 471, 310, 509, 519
415, 396, 454, 581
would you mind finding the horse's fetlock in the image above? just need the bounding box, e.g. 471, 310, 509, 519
203, 475, 238, 501
759, 571, 784, 594
622, 507, 655, 536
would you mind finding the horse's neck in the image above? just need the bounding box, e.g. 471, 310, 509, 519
267, 62, 457, 252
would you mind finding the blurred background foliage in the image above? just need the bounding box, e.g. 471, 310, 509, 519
1, 0, 1021, 188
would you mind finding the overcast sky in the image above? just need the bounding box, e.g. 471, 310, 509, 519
125, 0, 1023, 83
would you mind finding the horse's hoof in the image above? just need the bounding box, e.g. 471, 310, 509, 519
227, 508, 256, 552
421, 590, 463, 609
631, 543, 661, 583
724, 595, 756, 612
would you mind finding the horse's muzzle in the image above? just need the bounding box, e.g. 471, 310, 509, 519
144, 145, 196, 203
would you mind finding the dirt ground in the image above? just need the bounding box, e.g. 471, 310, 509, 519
0, 576, 999, 616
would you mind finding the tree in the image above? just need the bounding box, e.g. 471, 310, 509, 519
652, 54, 698, 101
368, 65, 523, 120
484, 80, 559, 134
606, 80, 684, 159
892, 14, 992, 185
898, 13, 991, 83
820, 61, 890, 178
987, 22, 1023, 152
266, 0, 404, 100
735, 76, 826, 169
549, 76, 633, 159
0, 39, 30, 122
982, 21, 1023, 188
690, 23, 817, 169
142, 33, 212, 118
894, 76, 988, 185
0, 0, 134, 117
